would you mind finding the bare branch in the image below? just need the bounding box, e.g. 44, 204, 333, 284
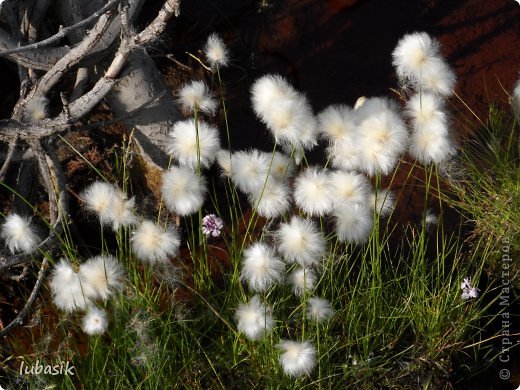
32, 10, 116, 99
134, 0, 180, 46
0, 258, 49, 338
0, 28, 70, 71
70, 68, 90, 102
0, 0, 122, 56
0, 139, 19, 181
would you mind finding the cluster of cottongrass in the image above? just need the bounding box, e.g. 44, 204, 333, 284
46, 179, 182, 336
25, 30, 495, 386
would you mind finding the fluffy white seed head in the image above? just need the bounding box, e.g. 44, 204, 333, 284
327, 135, 360, 171
392, 32, 440, 83
278, 340, 317, 377
50, 258, 91, 312
24, 96, 48, 122
513, 76, 520, 116
204, 33, 229, 69
420, 57, 456, 96
265, 95, 313, 147
80, 255, 125, 301
288, 267, 316, 297
329, 171, 370, 207
277, 217, 325, 267
82, 182, 136, 231
307, 297, 334, 323
161, 166, 207, 216
82, 307, 108, 335
241, 242, 284, 292
408, 128, 454, 164
368, 189, 395, 218
167, 119, 220, 169
294, 167, 334, 216
131, 220, 180, 264
251, 75, 313, 148
248, 178, 290, 219
298, 113, 319, 150
355, 96, 397, 118
177, 80, 217, 115
1, 214, 39, 254
235, 295, 273, 340
355, 99, 408, 176
334, 203, 374, 244
424, 209, 439, 230
406, 93, 448, 135
230, 149, 270, 194
109, 193, 137, 231
251, 74, 298, 120
216, 149, 232, 177
82, 182, 116, 223
270, 151, 295, 181
318, 104, 357, 143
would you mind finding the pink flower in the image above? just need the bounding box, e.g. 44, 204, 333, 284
202, 214, 224, 237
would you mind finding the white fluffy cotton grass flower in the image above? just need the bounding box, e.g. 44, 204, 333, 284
177, 80, 217, 115
24, 96, 48, 122
294, 167, 334, 216
277, 217, 325, 268
288, 267, 316, 297
329, 171, 370, 207
1, 214, 40, 254
131, 220, 180, 265
420, 57, 456, 96
264, 94, 313, 147
408, 128, 454, 165
82, 181, 136, 231
248, 179, 290, 219
355, 99, 408, 176
50, 258, 91, 313
513, 76, 520, 117
251, 74, 297, 121
278, 340, 317, 377
326, 135, 360, 171
270, 151, 295, 181
216, 149, 232, 177
393, 32, 455, 96
392, 32, 440, 84
318, 104, 357, 143
80, 255, 125, 301
251, 74, 313, 148
167, 119, 220, 169
241, 242, 284, 292
235, 295, 273, 341
320, 104, 361, 171
204, 33, 229, 70
405, 93, 448, 135
307, 297, 334, 323
109, 192, 137, 231
82, 307, 108, 335
334, 203, 374, 244
230, 149, 270, 194
161, 166, 207, 216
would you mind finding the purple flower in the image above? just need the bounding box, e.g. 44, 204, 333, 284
202, 214, 224, 237
461, 277, 479, 300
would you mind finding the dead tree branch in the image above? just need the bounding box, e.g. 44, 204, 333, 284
0, 258, 49, 338
0, 0, 122, 56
